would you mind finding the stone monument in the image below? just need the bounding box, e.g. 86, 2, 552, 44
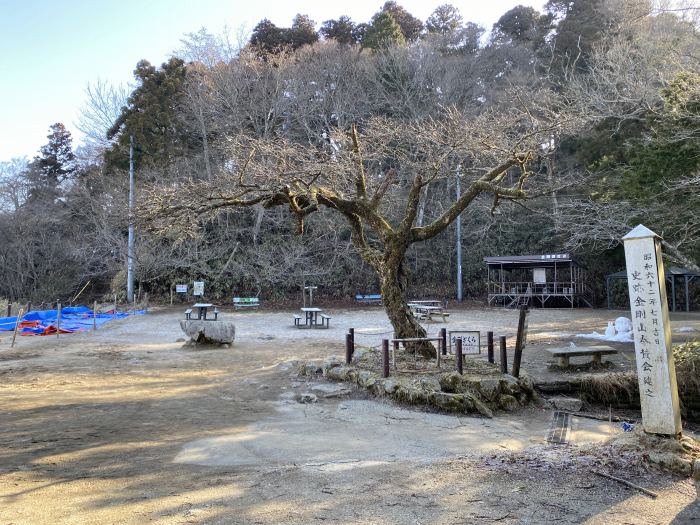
622, 224, 682, 437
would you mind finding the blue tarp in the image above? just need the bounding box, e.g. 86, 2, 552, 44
0, 306, 144, 335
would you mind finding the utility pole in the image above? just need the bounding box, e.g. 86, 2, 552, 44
456, 167, 463, 303
127, 135, 135, 304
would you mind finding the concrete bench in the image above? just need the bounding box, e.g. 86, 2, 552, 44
547, 345, 618, 367
233, 297, 260, 309
320, 313, 332, 328
184, 308, 193, 320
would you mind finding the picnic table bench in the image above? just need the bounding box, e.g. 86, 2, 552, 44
547, 345, 618, 367
293, 308, 331, 329
408, 303, 450, 322
355, 294, 382, 305
185, 303, 219, 321
233, 297, 260, 309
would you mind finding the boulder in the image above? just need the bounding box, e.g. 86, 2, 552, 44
322, 356, 343, 376
693, 460, 700, 501
180, 320, 235, 345
498, 394, 520, 411
297, 393, 318, 404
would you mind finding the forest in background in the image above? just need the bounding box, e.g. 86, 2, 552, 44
0, 0, 698, 307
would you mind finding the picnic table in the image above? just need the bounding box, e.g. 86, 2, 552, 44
408, 303, 449, 322
409, 300, 443, 307
294, 307, 331, 329
188, 303, 217, 321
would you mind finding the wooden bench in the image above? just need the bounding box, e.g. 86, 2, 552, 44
184, 308, 193, 320
355, 294, 382, 305
293, 314, 302, 327
320, 313, 332, 328
233, 297, 260, 309
547, 345, 618, 367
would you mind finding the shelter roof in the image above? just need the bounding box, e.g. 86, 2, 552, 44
484, 254, 576, 267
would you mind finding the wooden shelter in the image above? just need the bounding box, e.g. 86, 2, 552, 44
485, 253, 593, 308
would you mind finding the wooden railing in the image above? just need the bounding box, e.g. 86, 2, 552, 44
487, 282, 586, 295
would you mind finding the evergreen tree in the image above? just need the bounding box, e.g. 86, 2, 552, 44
362, 12, 406, 51
106, 58, 189, 170
380, 1, 423, 42
250, 19, 285, 54
26, 123, 75, 204
492, 5, 551, 49
320, 16, 357, 45
426, 4, 463, 35
288, 14, 319, 49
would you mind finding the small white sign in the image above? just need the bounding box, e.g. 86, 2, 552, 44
175, 284, 187, 293
193, 281, 205, 296
449, 331, 480, 355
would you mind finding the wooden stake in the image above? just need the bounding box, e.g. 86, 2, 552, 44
487, 331, 494, 363
11, 307, 24, 348
56, 302, 62, 339
592, 471, 658, 498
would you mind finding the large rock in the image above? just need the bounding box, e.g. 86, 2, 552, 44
180, 320, 235, 345
693, 460, 700, 501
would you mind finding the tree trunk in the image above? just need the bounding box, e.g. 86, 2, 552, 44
379, 256, 434, 358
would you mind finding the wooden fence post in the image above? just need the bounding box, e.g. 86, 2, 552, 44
487, 331, 494, 363
382, 339, 390, 378
499, 336, 508, 374
456, 338, 463, 375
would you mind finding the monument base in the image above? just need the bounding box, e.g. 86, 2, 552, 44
180, 320, 235, 346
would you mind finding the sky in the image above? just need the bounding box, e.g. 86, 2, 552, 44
0, 0, 546, 162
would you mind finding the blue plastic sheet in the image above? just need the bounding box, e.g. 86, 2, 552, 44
0, 306, 144, 335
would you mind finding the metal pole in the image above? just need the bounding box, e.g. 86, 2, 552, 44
456, 167, 463, 303
487, 331, 494, 363
499, 336, 507, 374
345, 333, 353, 364
127, 135, 135, 304
455, 338, 463, 375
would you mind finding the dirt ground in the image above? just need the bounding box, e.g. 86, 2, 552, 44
1, 305, 699, 524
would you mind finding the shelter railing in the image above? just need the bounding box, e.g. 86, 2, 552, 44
488, 282, 583, 295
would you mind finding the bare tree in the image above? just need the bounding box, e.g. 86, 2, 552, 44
144, 89, 583, 356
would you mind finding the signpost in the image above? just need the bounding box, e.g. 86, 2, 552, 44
193, 281, 205, 297
176, 284, 187, 293
622, 225, 682, 437
449, 331, 480, 355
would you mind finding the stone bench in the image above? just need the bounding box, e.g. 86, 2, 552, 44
547, 345, 618, 367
